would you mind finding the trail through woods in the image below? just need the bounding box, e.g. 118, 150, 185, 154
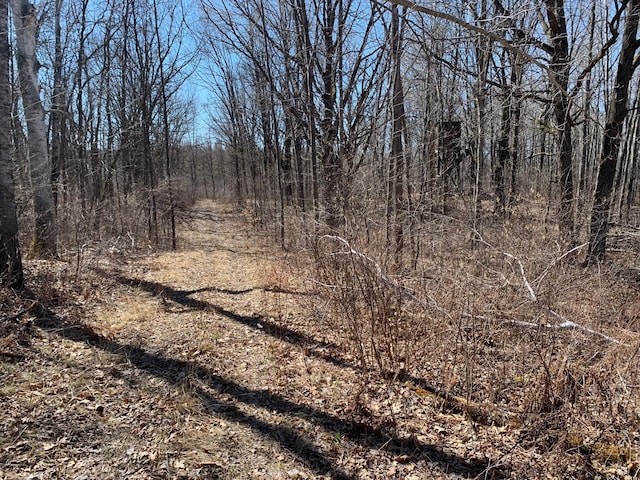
0, 200, 496, 479
3, 200, 634, 479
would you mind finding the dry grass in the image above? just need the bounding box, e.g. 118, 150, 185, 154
314, 195, 640, 478
3, 197, 640, 479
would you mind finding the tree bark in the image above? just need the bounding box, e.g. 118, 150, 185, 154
0, 0, 23, 288
544, 0, 574, 236
49, 0, 65, 208
11, 0, 56, 257
586, 0, 640, 263
473, 0, 490, 203
152, 0, 176, 250
389, 4, 406, 264
320, 0, 341, 231
494, 94, 510, 213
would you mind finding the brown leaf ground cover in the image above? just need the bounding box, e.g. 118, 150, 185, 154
1, 200, 638, 479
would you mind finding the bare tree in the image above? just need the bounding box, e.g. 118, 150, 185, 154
586, 0, 640, 263
153, 0, 178, 249
540, 0, 573, 235
388, 3, 406, 264
11, 0, 56, 257
0, 0, 23, 288
49, 0, 65, 208
200, 0, 386, 236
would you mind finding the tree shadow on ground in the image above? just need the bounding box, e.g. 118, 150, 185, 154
27, 275, 497, 479
98, 269, 502, 426
96, 269, 353, 371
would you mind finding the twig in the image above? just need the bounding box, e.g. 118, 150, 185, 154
318, 235, 430, 309
502, 251, 536, 301
1, 300, 38, 323
534, 243, 588, 286
320, 234, 622, 344
472, 230, 538, 301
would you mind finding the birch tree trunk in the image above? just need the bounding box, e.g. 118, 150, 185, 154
0, 0, 23, 287
11, 0, 56, 257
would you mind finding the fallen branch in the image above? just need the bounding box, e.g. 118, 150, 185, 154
502, 251, 536, 301
319, 235, 623, 345
533, 243, 588, 286
403, 379, 517, 426
461, 312, 623, 345
464, 235, 621, 341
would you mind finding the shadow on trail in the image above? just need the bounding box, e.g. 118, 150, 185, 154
31, 312, 349, 478
177, 205, 267, 253
30, 300, 493, 479
83, 269, 495, 478
188, 285, 317, 297
96, 269, 351, 371
176, 204, 232, 226
99, 269, 489, 422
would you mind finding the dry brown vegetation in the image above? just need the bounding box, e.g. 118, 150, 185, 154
1, 199, 640, 479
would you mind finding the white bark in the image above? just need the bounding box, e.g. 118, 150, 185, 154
11, 0, 56, 257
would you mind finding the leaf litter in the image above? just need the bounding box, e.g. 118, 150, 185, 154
2, 199, 637, 479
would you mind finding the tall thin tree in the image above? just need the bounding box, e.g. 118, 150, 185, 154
389, 3, 406, 264
11, 0, 56, 257
0, 0, 23, 288
586, 0, 640, 262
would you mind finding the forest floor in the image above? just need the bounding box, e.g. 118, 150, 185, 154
0, 199, 638, 479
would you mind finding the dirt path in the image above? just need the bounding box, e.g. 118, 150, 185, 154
1, 200, 496, 479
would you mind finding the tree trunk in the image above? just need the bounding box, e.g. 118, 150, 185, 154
472, 0, 490, 203
0, 0, 23, 288
390, 4, 406, 264
11, 0, 56, 257
152, 0, 176, 250
50, 0, 64, 208
294, 0, 319, 223
586, 0, 640, 263
544, 0, 574, 236
320, 0, 341, 231
494, 96, 510, 213
577, 0, 597, 218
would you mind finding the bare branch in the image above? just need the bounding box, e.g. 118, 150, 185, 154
381, 0, 567, 96
461, 312, 623, 344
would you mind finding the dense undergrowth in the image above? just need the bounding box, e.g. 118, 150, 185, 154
309, 195, 640, 477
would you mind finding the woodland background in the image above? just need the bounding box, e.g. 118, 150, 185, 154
2, 0, 640, 266
3, 1, 640, 477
